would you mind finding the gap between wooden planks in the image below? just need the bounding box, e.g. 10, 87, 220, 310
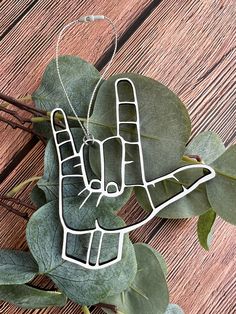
0, 0, 154, 174
1, 0, 236, 313
0, 0, 34, 37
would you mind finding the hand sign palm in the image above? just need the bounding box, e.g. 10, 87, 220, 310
51, 78, 215, 269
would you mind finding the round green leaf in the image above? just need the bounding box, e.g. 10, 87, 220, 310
26, 200, 137, 305
165, 304, 184, 314
32, 55, 101, 138
207, 145, 236, 225
135, 163, 211, 218
0, 285, 67, 309
102, 243, 169, 314
38, 128, 132, 209
0, 250, 38, 285
185, 131, 225, 164
90, 73, 191, 181
31, 185, 47, 208
197, 209, 216, 251
141, 243, 168, 277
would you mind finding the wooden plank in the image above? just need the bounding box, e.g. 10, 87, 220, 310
0, 0, 153, 174
0, 142, 85, 313
106, 0, 236, 144
149, 218, 236, 314
0, 0, 34, 36
1, 0, 236, 313
91, 219, 236, 314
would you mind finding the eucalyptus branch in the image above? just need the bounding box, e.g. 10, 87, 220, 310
0, 196, 35, 210
0, 95, 32, 108
96, 303, 118, 313
32, 113, 86, 123
0, 200, 29, 221
0, 92, 46, 116
0, 92, 65, 129
0, 105, 32, 124
0, 115, 46, 144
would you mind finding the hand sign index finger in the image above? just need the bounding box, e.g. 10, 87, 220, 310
51, 108, 77, 162
114, 78, 146, 186
115, 78, 139, 140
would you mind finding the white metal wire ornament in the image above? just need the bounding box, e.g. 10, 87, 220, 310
52, 15, 216, 269
51, 77, 216, 270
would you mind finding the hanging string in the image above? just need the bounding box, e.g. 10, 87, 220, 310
55, 15, 118, 140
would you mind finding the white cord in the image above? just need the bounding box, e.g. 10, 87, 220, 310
55, 15, 118, 139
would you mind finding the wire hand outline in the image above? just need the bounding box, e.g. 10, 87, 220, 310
51, 78, 215, 269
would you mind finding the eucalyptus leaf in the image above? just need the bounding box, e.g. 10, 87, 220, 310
37, 128, 86, 201
197, 209, 216, 251
90, 73, 191, 181
102, 243, 169, 314
0, 285, 67, 309
135, 162, 211, 218
185, 131, 225, 164
32, 55, 101, 138
142, 243, 168, 277
165, 304, 184, 314
207, 145, 236, 225
38, 128, 132, 210
0, 250, 38, 285
26, 200, 137, 305
31, 185, 47, 208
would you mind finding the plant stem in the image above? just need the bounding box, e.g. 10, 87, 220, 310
186, 154, 202, 162
0, 115, 46, 144
0, 92, 46, 116
0, 95, 32, 108
32, 113, 86, 125
0, 105, 32, 124
0, 200, 29, 220
81, 305, 91, 314
7, 176, 42, 197
182, 155, 202, 164
52, 112, 87, 123
0, 93, 64, 128
0, 196, 35, 210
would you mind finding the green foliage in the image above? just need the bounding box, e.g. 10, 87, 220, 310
0, 250, 38, 285
135, 131, 228, 218
102, 243, 169, 314
0, 285, 67, 308
165, 304, 184, 314
37, 128, 132, 207
90, 73, 191, 180
1, 55, 235, 312
32, 55, 101, 137
31, 185, 46, 208
135, 165, 211, 218
197, 209, 216, 250
26, 200, 137, 305
185, 131, 225, 164
207, 145, 236, 225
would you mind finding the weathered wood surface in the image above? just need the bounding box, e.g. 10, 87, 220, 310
0, 0, 33, 36
0, 0, 152, 173
0, 0, 235, 313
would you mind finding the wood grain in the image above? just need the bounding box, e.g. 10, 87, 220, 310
0, 0, 152, 173
0, 0, 236, 313
106, 0, 236, 145
0, 0, 34, 36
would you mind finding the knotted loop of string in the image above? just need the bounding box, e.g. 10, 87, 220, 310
83, 133, 95, 146
55, 15, 118, 141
